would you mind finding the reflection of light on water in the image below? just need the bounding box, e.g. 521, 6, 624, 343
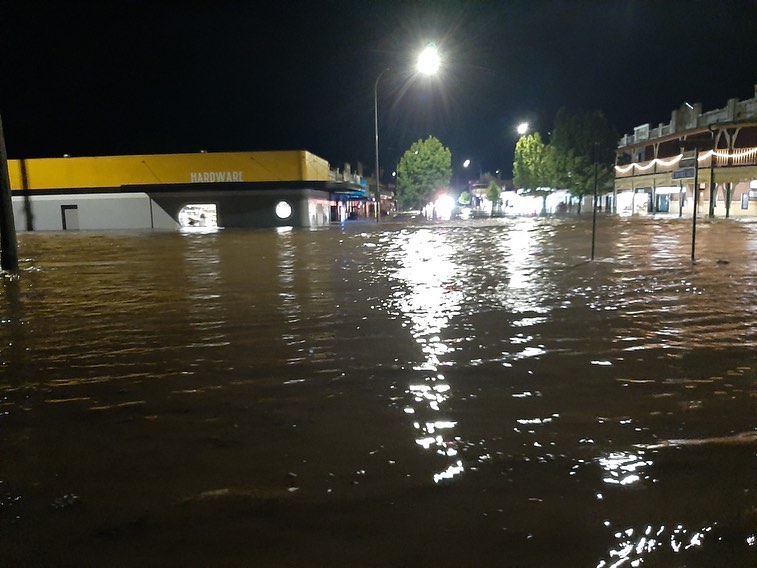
391, 229, 465, 484
597, 451, 653, 486
509, 346, 546, 360
415, 420, 459, 456
597, 524, 714, 567
502, 221, 536, 290
516, 415, 556, 425
513, 316, 547, 327
408, 381, 450, 411
433, 460, 464, 483
182, 232, 226, 351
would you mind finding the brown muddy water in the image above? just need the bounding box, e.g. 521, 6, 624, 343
0, 216, 755, 567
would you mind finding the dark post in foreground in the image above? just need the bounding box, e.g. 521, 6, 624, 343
691, 147, 700, 263
681, 134, 714, 263
0, 113, 19, 271
591, 143, 599, 261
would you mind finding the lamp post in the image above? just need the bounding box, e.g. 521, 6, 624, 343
374, 68, 390, 222
373, 43, 440, 222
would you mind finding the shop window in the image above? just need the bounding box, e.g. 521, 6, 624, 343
179, 204, 218, 228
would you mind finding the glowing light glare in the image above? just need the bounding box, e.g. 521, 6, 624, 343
434, 194, 456, 221
275, 201, 292, 219
615, 155, 682, 173
463, 159, 471, 168
517, 122, 529, 135
616, 147, 757, 173
416, 43, 441, 75
178, 203, 218, 229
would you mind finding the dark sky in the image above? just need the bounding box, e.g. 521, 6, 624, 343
2, 0, 756, 179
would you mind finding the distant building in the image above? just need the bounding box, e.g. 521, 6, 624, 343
614, 84, 757, 217
7, 150, 369, 230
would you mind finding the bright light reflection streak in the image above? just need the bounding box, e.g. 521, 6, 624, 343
501, 220, 537, 292
597, 524, 714, 567
597, 451, 653, 486
391, 229, 465, 483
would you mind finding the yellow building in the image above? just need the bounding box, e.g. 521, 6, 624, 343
8, 150, 368, 230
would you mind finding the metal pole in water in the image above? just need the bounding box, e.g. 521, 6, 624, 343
591, 143, 599, 261
0, 113, 19, 271
691, 148, 699, 263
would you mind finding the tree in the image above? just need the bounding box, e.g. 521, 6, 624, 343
396, 136, 452, 210
458, 191, 471, 206
485, 181, 501, 216
548, 109, 617, 214
513, 132, 551, 215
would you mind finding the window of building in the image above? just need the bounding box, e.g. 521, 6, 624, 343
178, 204, 218, 228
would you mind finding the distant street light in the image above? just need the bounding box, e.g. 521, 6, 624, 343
463, 159, 471, 168
374, 42, 440, 221
517, 122, 529, 136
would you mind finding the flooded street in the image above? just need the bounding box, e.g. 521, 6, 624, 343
1, 216, 755, 566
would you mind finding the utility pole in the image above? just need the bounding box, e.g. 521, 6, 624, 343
0, 113, 19, 271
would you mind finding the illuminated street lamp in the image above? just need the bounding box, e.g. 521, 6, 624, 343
416, 43, 441, 75
517, 122, 529, 136
374, 43, 440, 221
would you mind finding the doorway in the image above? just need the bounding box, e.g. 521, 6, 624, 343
61, 205, 79, 230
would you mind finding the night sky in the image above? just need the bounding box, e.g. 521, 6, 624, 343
2, 0, 756, 179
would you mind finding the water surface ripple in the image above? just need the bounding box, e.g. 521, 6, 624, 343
1, 217, 755, 566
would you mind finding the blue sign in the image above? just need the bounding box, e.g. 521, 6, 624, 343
672, 167, 695, 180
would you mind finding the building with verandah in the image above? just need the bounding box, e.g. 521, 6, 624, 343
614, 84, 757, 217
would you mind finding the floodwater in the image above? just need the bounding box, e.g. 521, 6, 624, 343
0, 216, 755, 567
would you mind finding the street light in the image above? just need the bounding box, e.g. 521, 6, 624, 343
517, 122, 529, 136
374, 42, 440, 221
416, 42, 441, 75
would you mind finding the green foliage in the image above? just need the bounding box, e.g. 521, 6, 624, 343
396, 136, 452, 210
485, 181, 501, 216
513, 133, 551, 214
513, 132, 547, 191
511, 108, 617, 214
458, 191, 471, 205
549, 109, 617, 204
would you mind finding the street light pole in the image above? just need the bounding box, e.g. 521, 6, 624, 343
374, 68, 390, 223
373, 44, 440, 222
